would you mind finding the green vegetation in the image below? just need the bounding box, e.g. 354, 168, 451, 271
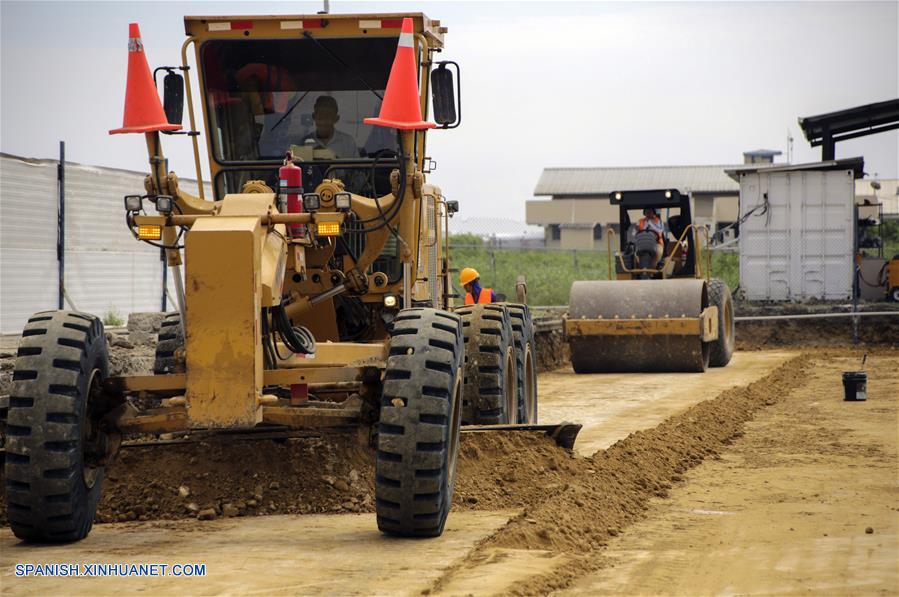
449, 240, 610, 306
448, 236, 740, 306
711, 251, 740, 293
103, 308, 124, 327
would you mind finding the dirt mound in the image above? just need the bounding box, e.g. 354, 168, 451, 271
430, 355, 810, 594
534, 320, 569, 372
737, 316, 899, 350
94, 432, 376, 523
455, 432, 586, 510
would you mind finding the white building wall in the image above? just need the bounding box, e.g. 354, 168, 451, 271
1, 154, 210, 333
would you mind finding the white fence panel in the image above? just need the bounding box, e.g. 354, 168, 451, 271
1, 153, 210, 333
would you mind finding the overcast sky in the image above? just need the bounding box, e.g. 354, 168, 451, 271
1, 1, 896, 223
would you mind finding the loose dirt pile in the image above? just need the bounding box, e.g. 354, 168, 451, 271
736, 315, 899, 350
430, 354, 810, 595
96, 432, 375, 523
0, 431, 580, 526
533, 319, 569, 372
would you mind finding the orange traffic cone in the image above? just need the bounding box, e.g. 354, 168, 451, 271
109, 23, 181, 135
364, 18, 435, 131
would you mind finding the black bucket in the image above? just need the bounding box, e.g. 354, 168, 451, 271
842, 371, 867, 401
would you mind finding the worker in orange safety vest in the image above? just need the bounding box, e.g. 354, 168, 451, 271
460, 267, 495, 304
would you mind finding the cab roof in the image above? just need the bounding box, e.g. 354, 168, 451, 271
183, 12, 446, 47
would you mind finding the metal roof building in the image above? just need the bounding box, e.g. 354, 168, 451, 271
533, 165, 742, 197
528, 163, 748, 250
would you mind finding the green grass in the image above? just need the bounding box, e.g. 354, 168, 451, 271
447, 236, 899, 306
448, 237, 740, 306
449, 244, 611, 306
103, 308, 124, 327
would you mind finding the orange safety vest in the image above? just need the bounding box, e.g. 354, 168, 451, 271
464, 288, 493, 305
638, 216, 664, 245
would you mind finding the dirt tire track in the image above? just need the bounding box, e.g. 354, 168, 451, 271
429, 354, 810, 595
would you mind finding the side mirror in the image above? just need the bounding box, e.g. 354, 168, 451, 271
445, 200, 459, 215
163, 72, 184, 125
431, 61, 461, 129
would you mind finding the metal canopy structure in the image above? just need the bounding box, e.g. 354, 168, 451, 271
798, 98, 899, 160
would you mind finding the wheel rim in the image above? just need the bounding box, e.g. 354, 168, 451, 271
82, 368, 102, 489
504, 347, 517, 424
446, 373, 463, 489
524, 344, 537, 422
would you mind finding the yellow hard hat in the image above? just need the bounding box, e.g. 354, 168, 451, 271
459, 267, 479, 285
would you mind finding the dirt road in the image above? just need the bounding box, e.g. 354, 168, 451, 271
565, 351, 898, 596
538, 351, 795, 455
3, 349, 894, 595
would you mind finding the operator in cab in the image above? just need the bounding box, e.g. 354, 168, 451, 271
460, 268, 495, 305
301, 96, 358, 158
637, 207, 665, 267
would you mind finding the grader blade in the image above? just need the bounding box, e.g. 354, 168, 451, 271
461, 422, 583, 450
566, 279, 718, 373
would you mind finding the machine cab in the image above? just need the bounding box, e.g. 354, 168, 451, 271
182, 14, 450, 200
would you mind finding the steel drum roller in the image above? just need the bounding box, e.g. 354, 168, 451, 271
566, 279, 711, 373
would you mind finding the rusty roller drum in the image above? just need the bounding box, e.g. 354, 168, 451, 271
566, 279, 714, 373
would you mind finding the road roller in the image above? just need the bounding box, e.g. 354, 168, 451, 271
565, 189, 735, 373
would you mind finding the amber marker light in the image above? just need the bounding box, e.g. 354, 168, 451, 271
316, 222, 341, 237
138, 225, 162, 240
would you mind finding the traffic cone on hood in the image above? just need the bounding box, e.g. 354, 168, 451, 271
109, 23, 181, 135
364, 18, 435, 130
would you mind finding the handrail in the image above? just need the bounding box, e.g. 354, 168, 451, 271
607, 223, 713, 280
180, 37, 205, 199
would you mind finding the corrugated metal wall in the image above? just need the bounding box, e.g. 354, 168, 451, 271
0, 153, 210, 333
739, 169, 854, 301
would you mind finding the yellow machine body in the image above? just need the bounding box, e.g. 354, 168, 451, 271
108, 12, 455, 432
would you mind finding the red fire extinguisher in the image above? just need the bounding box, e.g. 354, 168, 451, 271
279, 153, 305, 238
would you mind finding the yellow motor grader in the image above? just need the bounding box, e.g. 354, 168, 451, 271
5, 12, 575, 543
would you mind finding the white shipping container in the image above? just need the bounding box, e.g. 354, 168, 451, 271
738, 169, 855, 301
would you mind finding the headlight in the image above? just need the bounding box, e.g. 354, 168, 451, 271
303, 193, 321, 211
383, 295, 397, 308
664, 190, 672, 199
155, 195, 173, 214
124, 195, 143, 212
614, 192, 622, 201
334, 192, 351, 211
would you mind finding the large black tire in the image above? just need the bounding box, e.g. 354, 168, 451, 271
376, 308, 464, 537
504, 303, 538, 424
5, 311, 109, 542
456, 304, 517, 425
153, 312, 184, 374
708, 278, 735, 367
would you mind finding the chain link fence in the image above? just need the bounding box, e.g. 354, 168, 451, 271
447, 241, 608, 307
447, 233, 741, 307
